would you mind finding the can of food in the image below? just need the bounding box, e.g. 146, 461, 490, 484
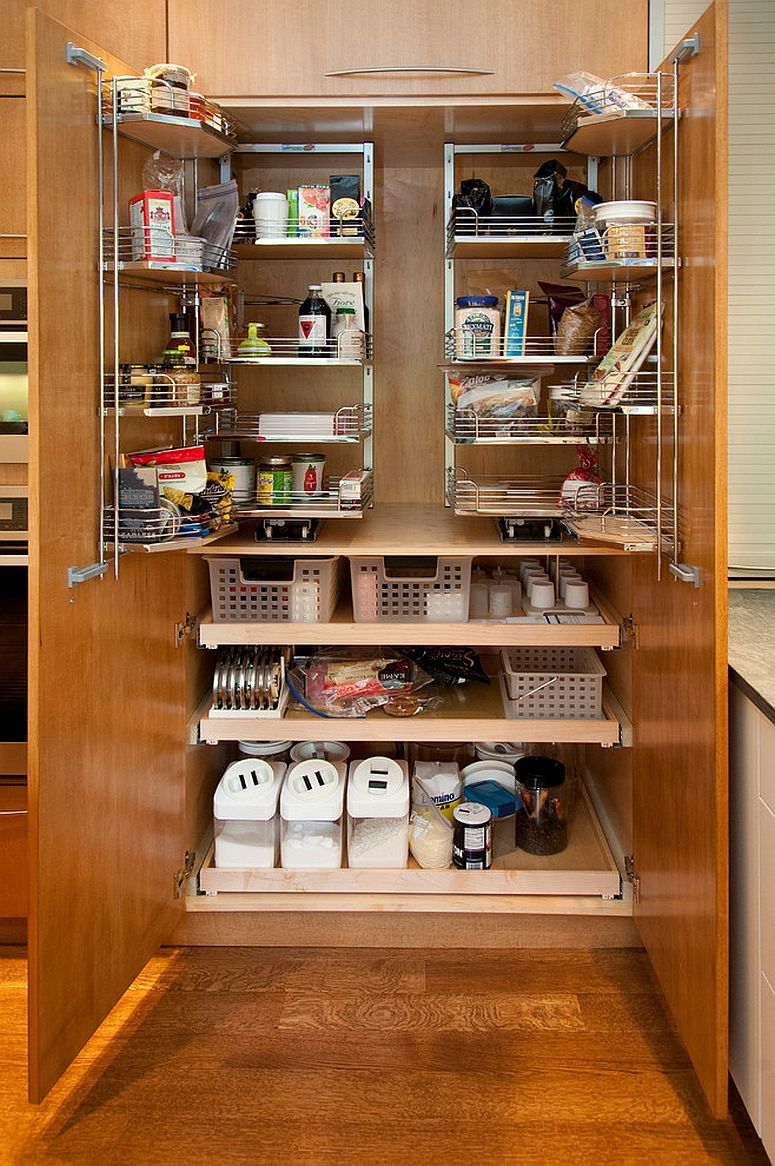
452, 802, 493, 869
257, 456, 292, 505
291, 453, 326, 497
210, 456, 254, 502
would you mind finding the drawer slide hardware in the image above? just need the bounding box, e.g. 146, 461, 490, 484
669, 562, 701, 588
175, 612, 198, 647
624, 854, 641, 903
67, 561, 108, 588
174, 850, 196, 898
621, 615, 638, 648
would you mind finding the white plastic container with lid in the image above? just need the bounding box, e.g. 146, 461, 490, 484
252, 191, 289, 239
238, 739, 294, 762
280, 759, 347, 869
347, 757, 410, 869
289, 740, 351, 766
213, 758, 286, 869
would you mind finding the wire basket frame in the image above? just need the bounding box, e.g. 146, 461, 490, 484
560, 72, 677, 142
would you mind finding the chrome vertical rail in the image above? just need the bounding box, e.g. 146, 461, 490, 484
96, 71, 106, 571
672, 59, 680, 563
111, 76, 120, 577
64, 43, 109, 587
444, 143, 456, 499
362, 142, 374, 489
655, 71, 664, 578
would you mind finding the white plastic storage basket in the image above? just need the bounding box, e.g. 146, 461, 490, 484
500, 647, 606, 719
350, 556, 472, 622
206, 556, 343, 623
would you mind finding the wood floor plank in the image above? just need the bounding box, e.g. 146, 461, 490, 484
0, 946, 766, 1165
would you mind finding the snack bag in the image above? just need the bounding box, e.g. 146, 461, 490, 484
559, 447, 602, 510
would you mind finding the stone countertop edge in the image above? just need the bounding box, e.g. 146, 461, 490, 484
729, 589, 775, 724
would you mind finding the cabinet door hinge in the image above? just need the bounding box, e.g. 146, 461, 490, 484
174, 850, 196, 898
624, 854, 641, 903
621, 615, 638, 648
175, 612, 198, 647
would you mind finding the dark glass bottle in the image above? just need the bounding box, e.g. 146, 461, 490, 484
161, 312, 196, 367
298, 284, 331, 357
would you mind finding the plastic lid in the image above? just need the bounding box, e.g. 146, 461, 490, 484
308, 284, 323, 291
280, 759, 346, 821
213, 759, 285, 821
456, 296, 498, 308
336, 306, 356, 315
453, 801, 492, 827
514, 756, 566, 789
347, 758, 409, 818
238, 739, 293, 756
464, 780, 518, 819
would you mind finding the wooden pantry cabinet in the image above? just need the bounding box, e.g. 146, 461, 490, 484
25, 0, 728, 1124
167, 0, 648, 99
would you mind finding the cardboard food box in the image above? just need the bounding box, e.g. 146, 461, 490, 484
129, 189, 176, 264
298, 185, 330, 237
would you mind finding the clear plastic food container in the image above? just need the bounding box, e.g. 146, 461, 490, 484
513, 755, 575, 856
213, 758, 286, 869
280, 758, 346, 870
347, 757, 409, 869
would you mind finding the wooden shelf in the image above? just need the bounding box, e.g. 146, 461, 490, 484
448, 236, 571, 260
197, 784, 621, 901
192, 683, 629, 747
114, 112, 235, 159
561, 258, 675, 284
196, 589, 622, 650
562, 110, 670, 157
235, 238, 371, 261
109, 263, 234, 287
187, 503, 634, 558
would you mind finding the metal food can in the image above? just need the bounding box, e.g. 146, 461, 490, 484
257, 456, 292, 505
210, 457, 254, 502
291, 453, 325, 497
452, 802, 493, 869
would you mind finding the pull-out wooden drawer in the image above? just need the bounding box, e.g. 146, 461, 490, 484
0, 777, 27, 918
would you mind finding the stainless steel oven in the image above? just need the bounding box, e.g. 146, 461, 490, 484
0, 285, 27, 465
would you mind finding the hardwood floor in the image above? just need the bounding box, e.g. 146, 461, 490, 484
0, 946, 767, 1165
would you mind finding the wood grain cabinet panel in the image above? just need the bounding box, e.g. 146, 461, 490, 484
0, 98, 25, 257
168, 0, 647, 97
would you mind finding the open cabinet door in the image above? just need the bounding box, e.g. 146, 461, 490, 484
632, 3, 729, 1118
27, 11, 188, 1102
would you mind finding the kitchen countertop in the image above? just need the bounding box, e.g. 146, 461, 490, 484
729, 589, 775, 722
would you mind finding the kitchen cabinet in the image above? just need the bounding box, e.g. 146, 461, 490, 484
168, 0, 648, 98
729, 679, 775, 1162
25, 0, 728, 1123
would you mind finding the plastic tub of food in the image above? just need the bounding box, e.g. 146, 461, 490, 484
213, 758, 286, 869
347, 757, 410, 869
280, 759, 346, 870
593, 201, 656, 260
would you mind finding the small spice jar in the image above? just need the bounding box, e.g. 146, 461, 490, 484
513, 756, 573, 855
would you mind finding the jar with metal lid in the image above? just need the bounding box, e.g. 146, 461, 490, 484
119, 363, 153, 402
455, 295, 501, 357
257, 456, 292, 506
291, 453, 325, 497
513, 756, 575, 855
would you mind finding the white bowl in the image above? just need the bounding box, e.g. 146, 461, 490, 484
462, 760, 517, 789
